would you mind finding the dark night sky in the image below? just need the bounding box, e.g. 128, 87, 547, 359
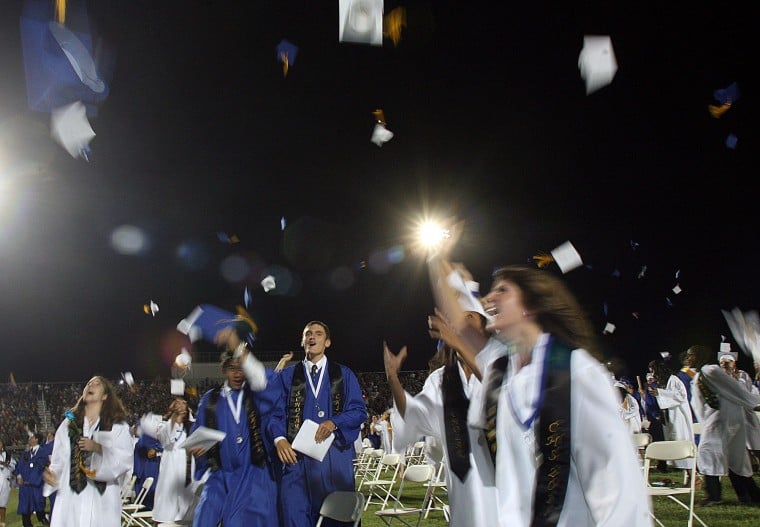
0, 1, 756, 383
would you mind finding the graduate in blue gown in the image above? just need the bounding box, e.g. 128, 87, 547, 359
189, 322, 279, 527
132, 430, 162, 510
15, 432, 48, 527
269, 321, 367, 527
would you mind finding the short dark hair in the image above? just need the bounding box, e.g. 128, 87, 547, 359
303, 320, 330, 340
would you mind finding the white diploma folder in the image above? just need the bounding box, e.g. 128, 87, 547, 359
177, 426, 226, 451
291, 419, 334, 461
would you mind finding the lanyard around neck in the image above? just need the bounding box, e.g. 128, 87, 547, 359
306, 362, 325, 398
224, 386, 244, 424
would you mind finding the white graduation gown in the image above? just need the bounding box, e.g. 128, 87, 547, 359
140, 414, 199, 523
45, 418, 133, 527
390, 364, 498, 527
620, 393, 643, 435
692, 365, 760, 477
737, 371, 760, 450
0, 451, 16, 507
473, 334, 652, 527
655, 374, 695, 469
376, 419, 392, 454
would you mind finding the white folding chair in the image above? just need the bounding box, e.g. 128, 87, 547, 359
356, 448, 384, 492
120, 474, 137, 504
631, 432, 652, 468
643, 440, 707, 527
316, 490, 365, 527
121, 476, 154, 527
362, 453, 402, 510
354, 446, 375, 481
423, 461, 449, 520
404, 441, 426, 466
375, 463, 436, 527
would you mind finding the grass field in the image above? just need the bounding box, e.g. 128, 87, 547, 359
3, 473, 758, 526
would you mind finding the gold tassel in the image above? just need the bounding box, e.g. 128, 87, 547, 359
532, 251, 555, 269
708, 102, 731, 118
235, 306, 259, 335
79, 462, 96, 479
54, 0, 67, 24
280, 52, 289, 77
372, 109, 386, 124
383, 7, 406, 47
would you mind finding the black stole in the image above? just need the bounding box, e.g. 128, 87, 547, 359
442, 360, 472, 482
287, 361, 344, 443
69, 423, 108, 495
531, 338, 572, 527
204, 387, 267, 469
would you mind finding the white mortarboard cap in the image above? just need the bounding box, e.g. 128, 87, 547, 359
170, 379, 186, 396
50, 100, 95, 159
578, 35, 618, 95
261, 275, 276, 292
339, 0, 383, 46
551, 241, 583, 274
446, 270, 488, 318
672, 284, 682, 295
175, 348, 192, 368
719, 342, 731, 352
371, 123, 394, 146
121, 372, 135, 387
603, 322, 616, 334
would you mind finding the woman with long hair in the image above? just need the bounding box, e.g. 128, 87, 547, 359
42, 375, 133, 527
429, 255, 651, 526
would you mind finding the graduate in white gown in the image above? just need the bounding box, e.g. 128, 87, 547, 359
43, 376, 133, 527
384, 309, 499, 527
428, 252, 652, 527
647, 360, 695, 472
0, 438, 17, 526
614, 380, 643, 435
140, 397, 200, 524
692, 346, 760, 505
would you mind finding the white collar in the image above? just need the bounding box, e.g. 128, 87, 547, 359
305, 357, 327, 370
222, 380, 246, 396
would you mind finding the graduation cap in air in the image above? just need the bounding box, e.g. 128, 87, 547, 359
276, 39, 298, 77
721, 308, 760, 367
532, 241, 583, 274
578, 35, 618, 95
177, 304, 258, 347
708, 82, 739, 118
370, 109, 393, 146
339, 0, 383, 46
19, 0, 112, 116
50, 100, 95, 159
143, 300, 159, 316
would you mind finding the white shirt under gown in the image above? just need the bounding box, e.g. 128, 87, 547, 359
471, 333, 652, 527
692, 365, 760, 477
140, 414, 200, 523
390, 362, 498, 527
655, 374, 695, 469
44, 417, 133, 527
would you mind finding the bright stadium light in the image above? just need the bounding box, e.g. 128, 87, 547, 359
416, 220, 450, 249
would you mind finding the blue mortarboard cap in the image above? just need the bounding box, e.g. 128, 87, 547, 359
19, 0, 110, 116
713, 82, 739, 106
177, 304, 256, 346
276, 39, 298, 66
725, 133, 738, 150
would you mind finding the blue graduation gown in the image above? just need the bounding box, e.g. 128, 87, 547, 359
191, 383, 279, 527
15, 447, 46, 515
269, 361, 367, 527
133, 433, 162, 509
